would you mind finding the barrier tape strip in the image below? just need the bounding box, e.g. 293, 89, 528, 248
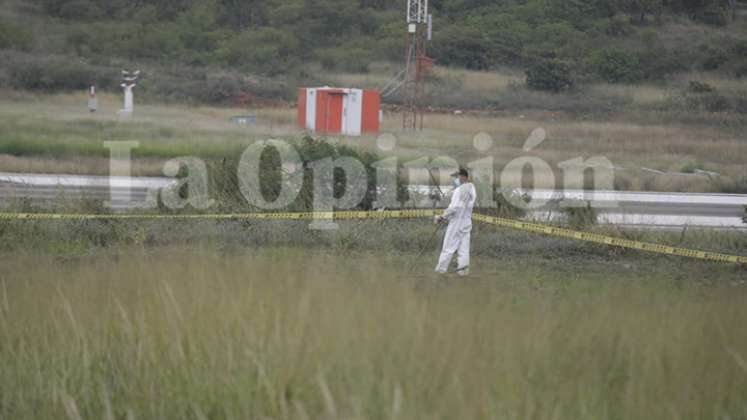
0, 210, 745, 265
0, 210, 439, 222
474, 213, 747, 265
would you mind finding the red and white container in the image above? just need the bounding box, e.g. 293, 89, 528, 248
298, 87, 381, 136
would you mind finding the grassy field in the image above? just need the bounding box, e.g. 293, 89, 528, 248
2, 5, 747, 419
1, 84, 745, 192
2, 246, 747, 420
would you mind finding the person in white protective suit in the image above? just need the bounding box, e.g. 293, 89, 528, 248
435, 168, 477, 276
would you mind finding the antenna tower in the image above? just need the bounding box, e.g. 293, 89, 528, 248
403, 0, 433, 131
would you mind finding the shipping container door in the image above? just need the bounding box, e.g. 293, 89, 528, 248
315, 91, 327, 133
325, 92, 344, 134
361, 90, 381, 134
314, 90, 345, 134
343, 89, 363, 136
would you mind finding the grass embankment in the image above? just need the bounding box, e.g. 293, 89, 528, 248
1, 247, 747, 420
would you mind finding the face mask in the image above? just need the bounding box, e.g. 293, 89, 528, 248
452, 178, 461, 188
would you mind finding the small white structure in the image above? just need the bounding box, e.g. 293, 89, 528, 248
298, 87, 381, 136
121, 85, 134, 114
88, 82, 98, 113
118, 70, 140, 118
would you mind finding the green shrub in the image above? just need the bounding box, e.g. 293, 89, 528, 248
523, 22, 585, 59
202, 76, 243, 103
216, 28, 300, 76
65, 25, 94, 56
7, 57, 118, 91
10, 60, 91, 91
525, 59, 574, 92
587, 47, 642, 83
638, 47, 688, 79
317, 46, 371, 73
432, 24, 494, 70
0, 20, 33, 51
683, 91, 732, 112
562, 201, 598, 230
687, 80, 716, 93
693, 5, 730, 26
698, 45, 729, 70
593, 16, 635, 37
680, 161, 705, 174
137, 24, 185, 60
206, 136, 391, 213
666, 81, 736, 113
56, 0, 103, 20
730, 41, 747, 58
735, 62, 747, 79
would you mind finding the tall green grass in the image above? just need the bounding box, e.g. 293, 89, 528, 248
0, 120, 251, 159
1, 247, 747, 419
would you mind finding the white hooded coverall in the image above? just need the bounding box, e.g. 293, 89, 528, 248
435, 182, 477, 275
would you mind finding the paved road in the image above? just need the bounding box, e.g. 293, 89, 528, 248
0, 172, 174, 211
1, 173, 745, 228
410, 186, 747, 228
517, 189, 747, 228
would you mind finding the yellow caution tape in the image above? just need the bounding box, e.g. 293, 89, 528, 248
474, 213, 747, 265
0, 210, 745, 265
0, 210, 438, 221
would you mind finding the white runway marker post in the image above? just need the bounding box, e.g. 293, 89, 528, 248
87, 80, 98, 113
118, 70, 140, 118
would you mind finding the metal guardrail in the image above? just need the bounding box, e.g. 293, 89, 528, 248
1, 173, 746, 227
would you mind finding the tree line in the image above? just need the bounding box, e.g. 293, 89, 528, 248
1, 0, 742, 98
31, 0, 741, 72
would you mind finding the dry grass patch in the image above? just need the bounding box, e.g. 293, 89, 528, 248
0, 89, 298, 136
588, 83, 670, 107
432, 67, 523, 91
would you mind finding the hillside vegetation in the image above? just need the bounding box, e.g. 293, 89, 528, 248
1, 0, 746, 106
